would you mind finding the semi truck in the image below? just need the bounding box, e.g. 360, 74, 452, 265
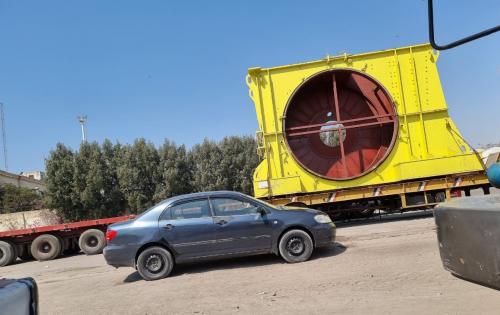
246, 43, 491, 218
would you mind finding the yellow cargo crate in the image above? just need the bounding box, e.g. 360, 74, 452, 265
246, 43, 485, 200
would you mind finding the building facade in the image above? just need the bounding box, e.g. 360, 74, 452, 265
0, 170, 46, 192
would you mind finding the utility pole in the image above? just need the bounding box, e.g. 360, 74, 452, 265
0, 103, 7, 171
77, 115, 87, 141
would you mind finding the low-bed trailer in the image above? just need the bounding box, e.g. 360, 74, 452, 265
0, 215, 134, 267
264, 171, 491, 219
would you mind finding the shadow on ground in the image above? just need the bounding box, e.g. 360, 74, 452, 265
451, 273, 500, 291
9, 250, 83, 266
334, 210, 434, 228
123, 242, 346, 283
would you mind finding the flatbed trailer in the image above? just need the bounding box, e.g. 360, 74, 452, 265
264, 171, 491, 219
0, 215, 134, 267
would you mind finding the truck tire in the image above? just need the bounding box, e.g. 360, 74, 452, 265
79, 229, 105, 255
9, 243, 18, 265
64, 238, 80, 255
136, 246, 174, 281
31, 234, 61, 261
19, 245, 33, 261
278, 229, 314, 263
56, 235, 67, 256
0, 240, 15, 267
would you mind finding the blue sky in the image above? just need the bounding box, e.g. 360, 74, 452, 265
0, 0, 499, 173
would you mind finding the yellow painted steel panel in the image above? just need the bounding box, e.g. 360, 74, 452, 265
247, 44, 484, 199
270, 176, 302, 196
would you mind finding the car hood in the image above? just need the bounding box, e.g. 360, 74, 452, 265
279, 206, 323, 214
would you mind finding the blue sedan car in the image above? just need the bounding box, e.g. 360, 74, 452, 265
104, 191, 336, 281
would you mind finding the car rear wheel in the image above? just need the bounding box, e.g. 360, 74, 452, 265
79, 229, 106, 255
136, 246, 174, 281
279, 229, 314, 263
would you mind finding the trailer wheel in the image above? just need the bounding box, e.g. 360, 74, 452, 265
64, 238, 80, 255
79, 229, 105, 255
9, 243, 18, 265
31, 234, 61, 261
0, 240, 15, 267
56, 235, 67, 256
19, 245, 33, 261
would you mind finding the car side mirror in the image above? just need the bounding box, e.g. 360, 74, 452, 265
257, 207, 268, 216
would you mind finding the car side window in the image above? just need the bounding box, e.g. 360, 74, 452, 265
169, 199, 211, 220
210, 198, 258, 216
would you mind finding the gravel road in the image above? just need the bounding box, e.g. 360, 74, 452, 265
2, 214, 499, 314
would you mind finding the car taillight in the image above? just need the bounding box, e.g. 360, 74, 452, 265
106, 230, 117, 241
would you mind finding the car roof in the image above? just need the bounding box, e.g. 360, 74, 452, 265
165, 190, 247, 204
135, 191, 251, 221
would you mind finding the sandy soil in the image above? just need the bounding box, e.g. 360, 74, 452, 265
2, 213, 499, 314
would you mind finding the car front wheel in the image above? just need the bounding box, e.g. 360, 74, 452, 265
278, 229, 314, 263
136, 246, 174, 281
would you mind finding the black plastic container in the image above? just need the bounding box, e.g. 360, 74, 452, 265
434, 195, 500, 290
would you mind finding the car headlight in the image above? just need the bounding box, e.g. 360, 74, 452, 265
314, 214, 332, 224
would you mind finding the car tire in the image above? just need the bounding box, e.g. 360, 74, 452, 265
79, 229, 106, 255
0, 240, 15, 267
31, 234, 61, 261
136, 246, 174, 281
278, 229, 314, 263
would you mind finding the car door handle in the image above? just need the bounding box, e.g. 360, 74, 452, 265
164, 224, 174, 229
216, 219, 228, 225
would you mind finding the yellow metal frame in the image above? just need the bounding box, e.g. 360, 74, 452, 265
266, 172, 489, 208
247, 44, 485, 200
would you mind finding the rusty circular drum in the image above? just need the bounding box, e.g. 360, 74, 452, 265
283, 69, 398, 180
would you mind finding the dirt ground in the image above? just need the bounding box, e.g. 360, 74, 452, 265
2, 213, 500, 314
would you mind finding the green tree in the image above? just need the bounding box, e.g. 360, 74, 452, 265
80, 142, 107, 218
44, 135, 260, 220
101, 139, 126, 216
72, 142, 93, 219
0, 184, 43, 214
219, 136, 259, 195
117, 138, 160, 213
154, 140, 193, 201
189, 139, 225, 192
45, 143, 78, 221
